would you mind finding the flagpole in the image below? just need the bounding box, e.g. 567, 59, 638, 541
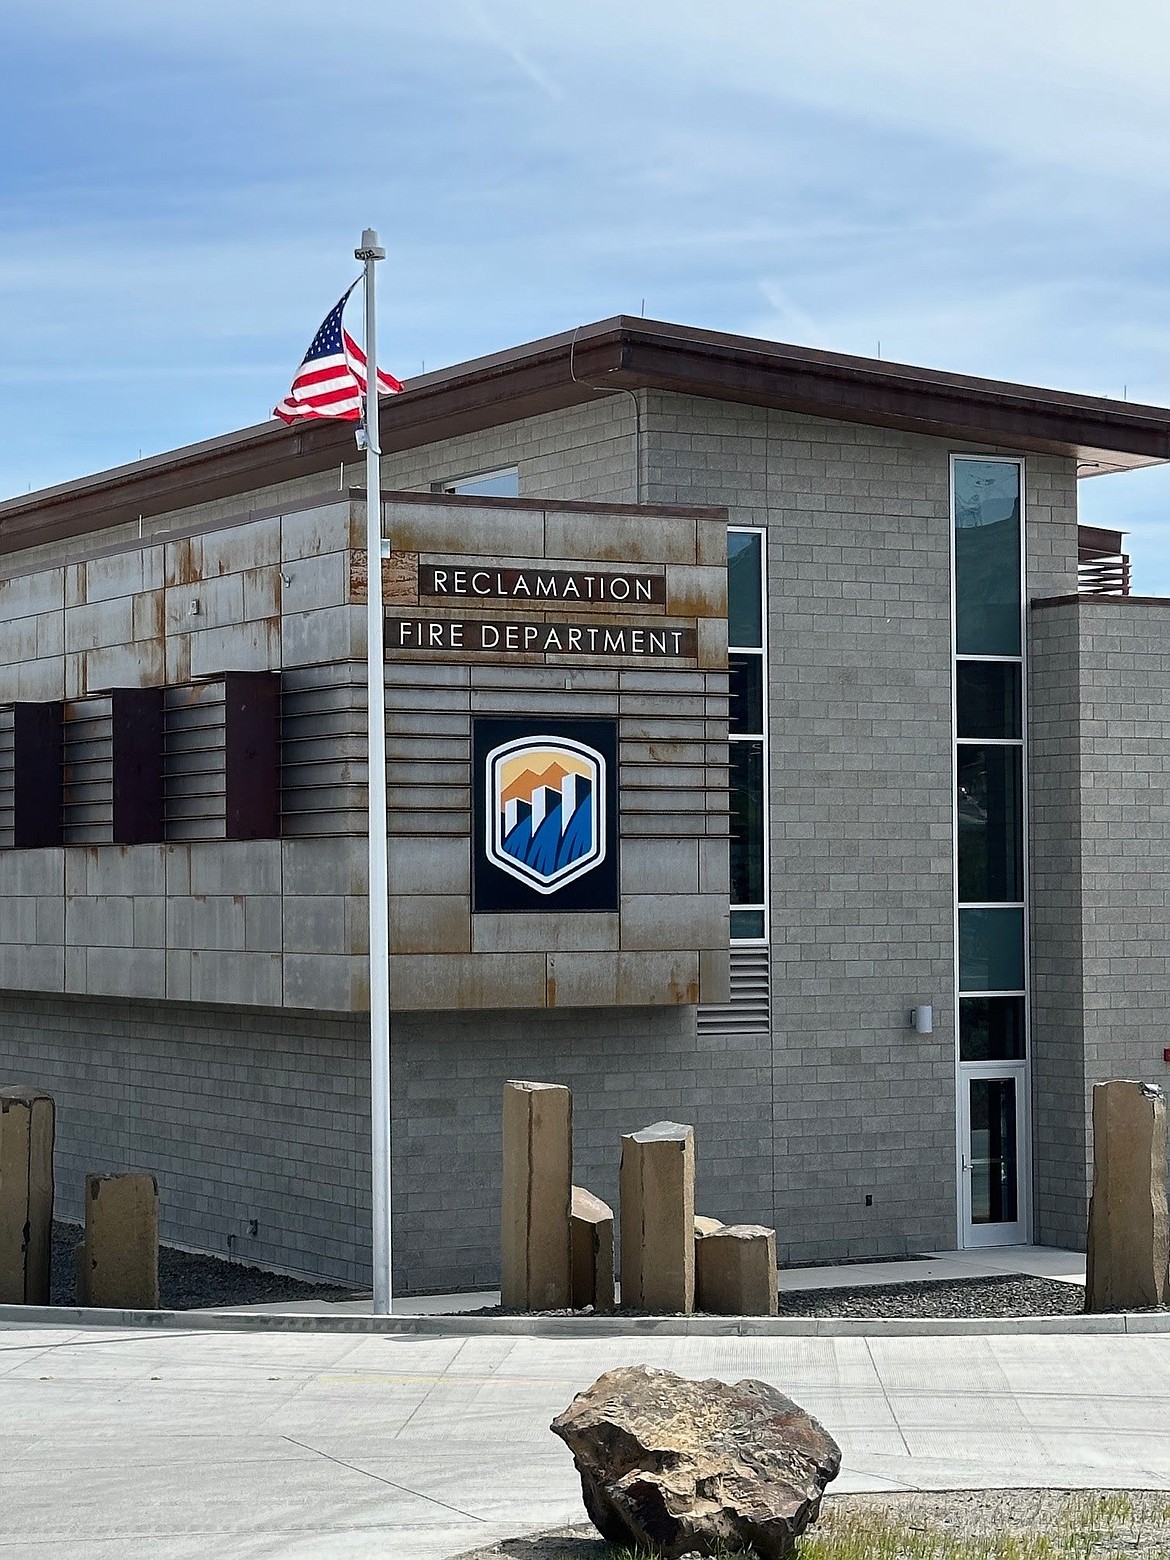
356, 226, 393, 1315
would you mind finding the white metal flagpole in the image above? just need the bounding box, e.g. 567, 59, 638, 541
356, 226, 393, 1314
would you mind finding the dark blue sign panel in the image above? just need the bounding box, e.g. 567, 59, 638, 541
472, 717, 619, 913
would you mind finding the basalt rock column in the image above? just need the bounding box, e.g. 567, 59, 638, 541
0, 1087, 55, 1305
696, 1222, 778, 1316
1086, 1080, 1169, 1312
620, 1120, 695, 1314
501, 1080, 573, 1309
80, 1173, 160, 1310
571, 1186, 615, 1310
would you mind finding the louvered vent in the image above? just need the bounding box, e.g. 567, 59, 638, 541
165, 681, 227, 840
697, 945, 770, 1035
281, 662, 366, 837
63, 696, 113, 845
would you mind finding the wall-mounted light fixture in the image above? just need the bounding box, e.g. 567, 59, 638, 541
909, 1004, 934, 1034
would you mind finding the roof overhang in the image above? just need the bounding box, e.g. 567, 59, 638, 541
2, 315, 1167, 558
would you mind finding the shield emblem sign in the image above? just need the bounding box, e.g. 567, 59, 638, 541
485, 734, 607, 894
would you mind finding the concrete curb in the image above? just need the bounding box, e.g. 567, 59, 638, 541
1, 1303, 1168, 1339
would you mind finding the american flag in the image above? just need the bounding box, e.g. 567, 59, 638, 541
273, 284, 403, 425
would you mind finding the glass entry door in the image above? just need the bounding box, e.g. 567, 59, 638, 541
959, 1063, 1029, 1246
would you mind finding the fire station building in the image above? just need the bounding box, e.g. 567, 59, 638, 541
0, 317, 1167, 1292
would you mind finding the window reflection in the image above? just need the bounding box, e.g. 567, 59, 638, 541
957, 662, 1021, 740
436, 468, 519, 498
969, 1077, 1019, 1224
729, 654, 763, 735
957, 745, 1023, 902
954, 460, 1021, 657
728, 531, 762, 649
959, 907, 1025, 993
960, 996, 1026, 1061
729, 742, 764, 909
728, 528, 766, 942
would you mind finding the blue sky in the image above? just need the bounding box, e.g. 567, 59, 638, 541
3, 1, 1170, 584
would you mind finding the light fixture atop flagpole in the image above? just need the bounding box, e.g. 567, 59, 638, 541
355, 225, 394, 1317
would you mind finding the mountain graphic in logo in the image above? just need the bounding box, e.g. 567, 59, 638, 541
485, 735, 606, 894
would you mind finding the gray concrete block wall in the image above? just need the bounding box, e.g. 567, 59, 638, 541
637, 393, 1082, 1259
380, 396, 639, 505
1028, 601, 1089, 1246
1031, 596, 1170, 1247
0, 988, 369, 1283
1074, 600, 1170, 1202
0, 988, 773, 1289
1025, 455, 1079, 603
640, 393, 961, 1258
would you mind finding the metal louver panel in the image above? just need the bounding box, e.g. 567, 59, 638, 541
697, 945, 770, 1036
63, 695, 113, 845
164, 682, 227, 839
281, 661, 366, 837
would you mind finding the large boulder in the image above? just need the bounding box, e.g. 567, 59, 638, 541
550, 1365, 840, 1559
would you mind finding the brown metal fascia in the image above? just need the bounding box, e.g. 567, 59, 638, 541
1033, 592, 1170, 610
376, 325, 624, 454
0, 422, 349, 557
611, 326, 1170, 464
1078, 523, 1126, 556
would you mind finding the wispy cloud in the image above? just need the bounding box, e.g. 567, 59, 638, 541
461, 0, 564, 101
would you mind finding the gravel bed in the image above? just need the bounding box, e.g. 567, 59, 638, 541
451, 1490, 1170, 1558
775, 1273, 1088, 1318
51, 1221, 357, 1311
452, 1273, 1091, 1320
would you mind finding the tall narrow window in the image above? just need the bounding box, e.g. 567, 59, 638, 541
954, 459, 1021, 657
953, 455, 1029, 1242
728, 528, 767, 942
954, 457, 1025, 1032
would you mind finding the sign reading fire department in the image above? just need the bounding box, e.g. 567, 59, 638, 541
472, 717, 619, 913
389, 618, 696, 658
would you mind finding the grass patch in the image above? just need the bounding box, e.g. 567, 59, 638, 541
794, 1492, 1170, 1560
556, 1493, 1170, 1560
581, 1551, 752, 1559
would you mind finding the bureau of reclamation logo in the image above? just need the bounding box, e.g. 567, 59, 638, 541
485, 735, 606, 894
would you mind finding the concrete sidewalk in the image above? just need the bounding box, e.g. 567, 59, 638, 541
212, 1243, 1087, 1317
1, 1319, 1166, 1559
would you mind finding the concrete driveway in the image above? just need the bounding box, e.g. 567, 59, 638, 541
2, 1322, 1169, 1558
